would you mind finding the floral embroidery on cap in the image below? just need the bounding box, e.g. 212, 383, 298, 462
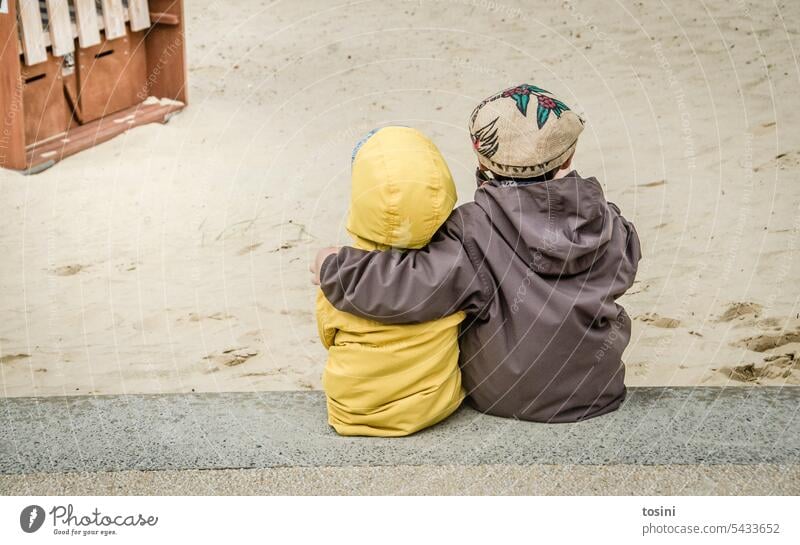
471, 117, 500, 159
501, 84, 571, 129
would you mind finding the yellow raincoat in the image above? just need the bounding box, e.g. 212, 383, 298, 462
316, 127, 465, 436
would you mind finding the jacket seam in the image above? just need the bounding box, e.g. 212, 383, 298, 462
454, 209, 494, 316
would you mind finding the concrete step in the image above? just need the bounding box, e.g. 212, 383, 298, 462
1, 387, 798, 494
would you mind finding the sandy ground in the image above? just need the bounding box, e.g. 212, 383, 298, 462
1, 0, 798, 397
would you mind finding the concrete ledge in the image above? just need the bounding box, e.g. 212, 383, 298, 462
1, 388, 798, 475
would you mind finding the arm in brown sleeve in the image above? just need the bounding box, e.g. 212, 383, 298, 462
319, 218, 491, 324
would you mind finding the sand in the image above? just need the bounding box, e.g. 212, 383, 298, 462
1, 0, 798, 397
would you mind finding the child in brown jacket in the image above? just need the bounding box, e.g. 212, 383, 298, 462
312, 84, 641, 423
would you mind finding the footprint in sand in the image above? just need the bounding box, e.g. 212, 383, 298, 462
297, 379, 316, 390
241, 367, 288, 378
751, 121, 776, 136
717, 302, 762, 322
638, 179, 666, 188
203, 347, 259, 371
237, 242, 263, 256
721, 351, 798, 384
117, 261, 139, 272
269, 241, 296, 253
51, 264, 85, 276
757, 317, 783, 329
736, 329, 800, 352
0, 353, 30, 364
724, 319, 800, 382
754, 149, 800, 172
636, 313, 681, 329
185, 312, 234, 322
722, 363, 771, 382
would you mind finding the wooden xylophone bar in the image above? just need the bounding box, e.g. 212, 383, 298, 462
18, 1, 152, 66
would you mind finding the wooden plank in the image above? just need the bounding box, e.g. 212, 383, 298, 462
127, 0, 151, 31
150, 11, 179, 26
0, 0, 27, 168
73, 0, 101, 48
145, 0, 188, 104
100, 0, 126, 40
21, 55, 71, 145
76, 31, 148, 122
45, 0, 74, 56
25, 100, 185, 172
18, 0, 48, 66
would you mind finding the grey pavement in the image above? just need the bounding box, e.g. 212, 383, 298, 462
1, 387, 798, 475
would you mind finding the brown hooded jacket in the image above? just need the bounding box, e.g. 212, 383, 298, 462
320, 171, 641, 422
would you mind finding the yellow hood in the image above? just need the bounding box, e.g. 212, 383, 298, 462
347, 127, 457, 250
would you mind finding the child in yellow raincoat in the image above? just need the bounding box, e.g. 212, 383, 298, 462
315, 126, 465, 437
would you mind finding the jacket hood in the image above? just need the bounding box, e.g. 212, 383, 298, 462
347, 127, 457, 250
473, 171, 614, 275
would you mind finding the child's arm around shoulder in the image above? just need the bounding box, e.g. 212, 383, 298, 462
314, 209, 490, 325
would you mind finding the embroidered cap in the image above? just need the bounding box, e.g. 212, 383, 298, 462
468, 84, 585, 178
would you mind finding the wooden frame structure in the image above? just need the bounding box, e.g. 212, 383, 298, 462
0, 0, 187, 174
